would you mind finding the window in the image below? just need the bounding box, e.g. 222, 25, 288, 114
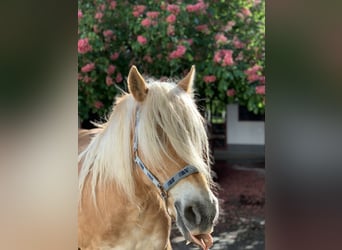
238, 105, 265, 121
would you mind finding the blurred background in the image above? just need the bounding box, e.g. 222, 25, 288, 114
78, 0, 265, 249
2, 0, 341, 249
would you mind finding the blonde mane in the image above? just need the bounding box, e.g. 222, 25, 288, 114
78, 79, 212, 203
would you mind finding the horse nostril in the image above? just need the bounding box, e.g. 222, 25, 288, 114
184, 205, 201, 226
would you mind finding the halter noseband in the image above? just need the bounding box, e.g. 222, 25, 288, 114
133, 108, 199, 200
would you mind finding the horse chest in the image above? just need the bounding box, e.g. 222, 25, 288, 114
100, 227, 168, 250
79, 198, 171, 250
107, 204, 171, 249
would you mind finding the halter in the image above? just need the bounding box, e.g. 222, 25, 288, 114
133, 107, 199, 201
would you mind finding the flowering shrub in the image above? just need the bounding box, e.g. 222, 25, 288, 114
78, 0, 265, 122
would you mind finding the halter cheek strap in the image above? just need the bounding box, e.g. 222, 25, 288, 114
133, 108, 199, 200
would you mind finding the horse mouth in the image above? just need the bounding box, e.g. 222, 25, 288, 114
187, 233, 213, 250
174, 203, 214, 250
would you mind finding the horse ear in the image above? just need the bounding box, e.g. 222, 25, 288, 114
178, 65, 195, 93
128, 65, 148, 102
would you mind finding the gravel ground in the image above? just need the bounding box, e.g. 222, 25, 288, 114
171, 161, 265, 250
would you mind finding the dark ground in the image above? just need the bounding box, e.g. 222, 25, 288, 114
171, 146, 265, 250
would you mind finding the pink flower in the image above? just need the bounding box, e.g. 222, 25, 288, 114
254, 0, 262, 6
186, 39, 193, 45
103, 29, 114, 38
236, 12, 244, 19
255, 85, 265, 94
252, 64, 263, 72
135, 5, 146, 13
107, 65, 116, 75
221, 51, 233, 65
83, 76, 92, 84
241, 7, 252, 17
166, 14, 176, 24
116, 72, 123, 83
95, 12, 103, 20
215, 33, 228, 45
141, 18, 152, 27
81, 63, 95, 73
94, 101, 104, 109
233, 36, 245, 49
228, 20, 236, 26
213, 51, 221, 64
137, 35, 147, 45
195, 24, 209, 34
133, 5, 146, 17
223, 54, 234, 66
227, 89, 236, 97
78, 10, 83, 20
143, 55, 153, 63
78, 38, 92, 54
223, 20, 235, 31
93, 25, 100, 33
146, 11, 159, 19
169, 45, 186, 59
203, 75, 217, 83
213, 54, 220, 64
214, 50, 234, 66
180, 39, 193, 46
245, 65, 263, 75
236, 51, 244, 61
247, 74, 260, 83
197, 1, 207, 9
167, 25, 175, 36
186, 5, 196, 12
99, 4, 106, 12
259, 76, 266, 84
106, 76, 114, 86
245, 65, 264, 83
186, 0, 207, 13
167, 4, 180, 15
109, 1, 117, 10
110, 52, 119, 61
132, 11, 140, 17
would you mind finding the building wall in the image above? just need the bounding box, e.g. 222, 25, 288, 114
226, 104, 265, 145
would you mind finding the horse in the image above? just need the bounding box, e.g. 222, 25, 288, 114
78, 65, 219, 250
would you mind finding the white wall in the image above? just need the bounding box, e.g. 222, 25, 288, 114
226, 104, 265, 145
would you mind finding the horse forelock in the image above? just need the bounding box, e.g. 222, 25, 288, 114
138, 80, 213, 184
78, 79, 213, 206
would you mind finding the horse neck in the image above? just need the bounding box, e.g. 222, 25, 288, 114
78, 174, 172, 249
133, 165, 166, 207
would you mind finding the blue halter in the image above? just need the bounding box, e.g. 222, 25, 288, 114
133, 108, 199, 200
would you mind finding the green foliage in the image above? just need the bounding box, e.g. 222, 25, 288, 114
78, 0, 265, 121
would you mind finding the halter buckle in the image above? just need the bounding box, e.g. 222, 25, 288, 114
160, 190, 168, 200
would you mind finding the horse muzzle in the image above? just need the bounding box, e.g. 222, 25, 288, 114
174, 196, 218, 250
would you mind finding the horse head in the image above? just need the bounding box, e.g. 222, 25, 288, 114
128, 66, 219, 249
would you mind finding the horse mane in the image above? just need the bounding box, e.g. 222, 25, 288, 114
78, 79, 213, 204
